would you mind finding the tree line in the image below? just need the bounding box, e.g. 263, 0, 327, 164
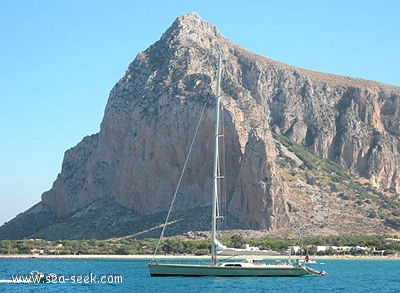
0, 234, 399, 256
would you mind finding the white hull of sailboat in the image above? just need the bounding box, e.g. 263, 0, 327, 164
148, 263, 309, 277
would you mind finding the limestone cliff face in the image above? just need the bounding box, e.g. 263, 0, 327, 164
41, 13, 400, 234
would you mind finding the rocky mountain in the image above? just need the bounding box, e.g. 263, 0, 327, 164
1, 12, 400, 240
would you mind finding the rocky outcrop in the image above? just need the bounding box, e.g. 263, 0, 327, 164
2, 13, 400, 239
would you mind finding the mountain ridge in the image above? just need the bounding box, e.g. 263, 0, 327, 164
1, 12, 400, 240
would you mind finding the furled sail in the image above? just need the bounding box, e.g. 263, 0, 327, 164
214, 239, 281, 256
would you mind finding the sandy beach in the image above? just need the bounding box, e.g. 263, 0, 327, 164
0, 253, 398, 260
0, 254, 205, 260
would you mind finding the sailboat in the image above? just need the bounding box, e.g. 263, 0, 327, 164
148, 56, 326, 277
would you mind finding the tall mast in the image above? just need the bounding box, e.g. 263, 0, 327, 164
211, 56, 222, 265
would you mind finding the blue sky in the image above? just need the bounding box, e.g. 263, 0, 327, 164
1, 0, 399, 226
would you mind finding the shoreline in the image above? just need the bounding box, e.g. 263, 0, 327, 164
0, 254, 399, 260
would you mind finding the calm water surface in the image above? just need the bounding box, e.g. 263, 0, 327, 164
0, 258, 399, 292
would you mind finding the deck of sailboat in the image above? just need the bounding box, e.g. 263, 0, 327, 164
148, 262, 309, 277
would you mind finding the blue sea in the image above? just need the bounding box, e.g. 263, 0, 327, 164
0, 258, 399, 292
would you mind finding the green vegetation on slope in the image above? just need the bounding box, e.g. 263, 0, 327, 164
272, 128, 400, 229
1, 234, 399, 256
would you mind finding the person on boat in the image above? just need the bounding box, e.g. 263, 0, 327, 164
305, 254, 310, 262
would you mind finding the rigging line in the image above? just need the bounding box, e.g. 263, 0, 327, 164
151, 101, 208, 262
